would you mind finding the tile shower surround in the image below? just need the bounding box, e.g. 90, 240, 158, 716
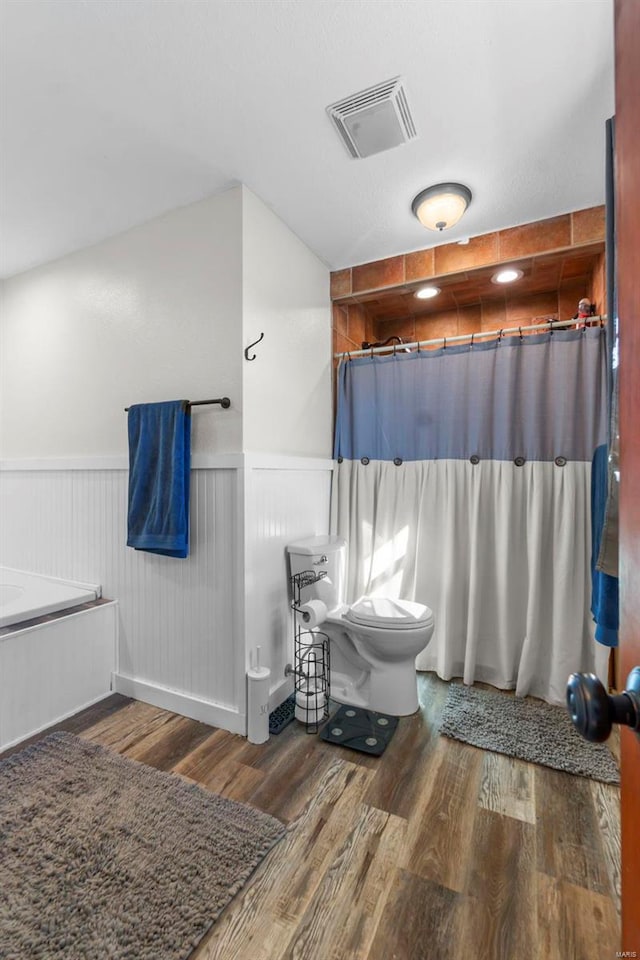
332, 206, 606, 357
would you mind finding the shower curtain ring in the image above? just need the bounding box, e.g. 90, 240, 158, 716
498, 329, 504, 342
443, 336, 447, 350
519, 327, 523, 341
370, 345, 375, 359
470, 332, 475, 349
393, 342, 397, 356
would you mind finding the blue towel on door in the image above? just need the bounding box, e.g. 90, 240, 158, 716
591, 443, 618, 646
127, 400, 191, 558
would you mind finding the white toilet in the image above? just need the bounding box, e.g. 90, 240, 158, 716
287, 535, 434, 716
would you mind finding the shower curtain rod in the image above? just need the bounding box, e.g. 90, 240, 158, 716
334, 316, 607, 359
124, 397, 231, 411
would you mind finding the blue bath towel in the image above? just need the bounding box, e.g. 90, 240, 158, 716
127, 400, 191, 558
591, 443, 618, 646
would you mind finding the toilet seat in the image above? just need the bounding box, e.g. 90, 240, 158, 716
345, 596, 433, 630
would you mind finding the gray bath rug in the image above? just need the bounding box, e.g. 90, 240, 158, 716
440, 683, 620, 784
0, 732, 285, 959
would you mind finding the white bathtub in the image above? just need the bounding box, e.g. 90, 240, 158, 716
0, 567, 116, 751
0, 567, 101, 629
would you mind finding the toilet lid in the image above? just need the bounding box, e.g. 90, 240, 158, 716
345, 596, 433, 629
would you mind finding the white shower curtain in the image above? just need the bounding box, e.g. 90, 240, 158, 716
332, 328, 608, 706
331, 458, 595, 705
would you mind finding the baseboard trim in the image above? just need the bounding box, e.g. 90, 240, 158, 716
113, 673, 246, 735
113, 673, 292, 737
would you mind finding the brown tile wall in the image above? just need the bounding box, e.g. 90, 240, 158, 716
330, 206, 605, 300
572, 206, 606, 246
498, 215, 571, 262
557, 278, 590, 326
333, 302, 374, 358
590, 250, 607, 316
352, 256, 405, 294
330, 206, 605, 356
332, 302, 375, 420
374, 280, 591, 349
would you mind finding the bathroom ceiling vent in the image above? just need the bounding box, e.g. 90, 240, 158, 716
327, 77, 417, 159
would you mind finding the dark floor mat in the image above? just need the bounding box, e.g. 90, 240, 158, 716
269, 695, 296, 734
319, 705, 399, 756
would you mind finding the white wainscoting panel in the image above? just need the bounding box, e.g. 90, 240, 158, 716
244, 461, 333, 704
0, 456, 332, 734
0, 603, 117, 750
0, 466, 243, 726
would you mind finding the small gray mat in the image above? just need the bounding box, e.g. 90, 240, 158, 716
440, 683, 620, 784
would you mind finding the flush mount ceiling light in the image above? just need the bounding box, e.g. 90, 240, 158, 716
492, 267, 524, 284
414, 285, 441, 300
411, 182, 472, 232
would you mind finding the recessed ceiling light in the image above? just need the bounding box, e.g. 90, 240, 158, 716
414, 285, 441, 300
492, 268, 524, 284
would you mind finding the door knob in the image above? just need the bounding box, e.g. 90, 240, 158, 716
566, 667, 640, 742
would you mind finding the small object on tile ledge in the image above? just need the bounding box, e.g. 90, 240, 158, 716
361, 335, 412, 353
573, 298, 596, 320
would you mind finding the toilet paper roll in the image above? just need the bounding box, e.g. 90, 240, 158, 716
297, 599, 327, 629
295, 689, 326, 710
247, 666, 271, 744
295, 689, 327, 724
299, 648, 323, 681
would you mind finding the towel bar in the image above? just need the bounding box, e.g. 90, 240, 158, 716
124, 397, 231, 411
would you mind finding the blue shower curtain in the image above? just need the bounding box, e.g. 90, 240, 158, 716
331, 328, 608, 705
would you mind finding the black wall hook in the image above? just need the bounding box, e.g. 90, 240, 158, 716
245, 332, 264, 361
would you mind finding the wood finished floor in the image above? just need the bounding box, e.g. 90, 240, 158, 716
2, 674, 621, 960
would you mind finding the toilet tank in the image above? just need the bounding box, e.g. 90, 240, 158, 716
287, 535, 346, 612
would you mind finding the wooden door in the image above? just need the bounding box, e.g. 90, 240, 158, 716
615, 0, 640, 951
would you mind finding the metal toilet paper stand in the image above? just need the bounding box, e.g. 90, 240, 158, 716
285, 570, 330, 734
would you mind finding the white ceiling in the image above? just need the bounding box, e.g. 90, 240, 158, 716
0, 0, 614, 280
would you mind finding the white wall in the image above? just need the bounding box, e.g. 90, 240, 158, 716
241, 187, 332, 458
0, 188, 244, 457
243, 456, 333, 684
0, 185, 333, 737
